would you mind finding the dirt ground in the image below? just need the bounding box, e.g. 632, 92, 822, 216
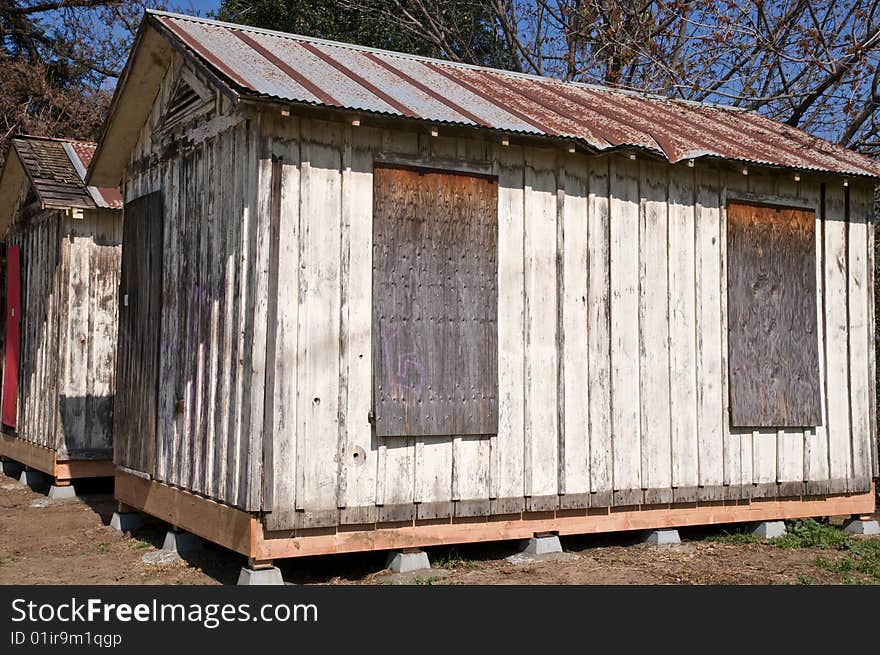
0, 467, 877, 586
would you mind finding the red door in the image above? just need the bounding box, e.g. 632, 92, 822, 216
2, 245, 21, 428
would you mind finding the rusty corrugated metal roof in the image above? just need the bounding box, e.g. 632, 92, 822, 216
151, 10, 880, 179
65, 142, 124, 209
9, 136, 122, 210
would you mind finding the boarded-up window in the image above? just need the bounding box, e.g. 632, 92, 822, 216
372, 166, 498, 437
114, 191, 163, 472
727, 201, 821, 427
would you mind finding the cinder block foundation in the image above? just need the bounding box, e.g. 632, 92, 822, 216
751, 521, 786, 539
386, 550, 431, 573
238, 567, 285, 586
1, 460, 23, 478
162, 530, 203, 554
519, 535, 563, 555
47, 484, 76, 500
18, 469, 46, 488
642, 529, 681, 545
110, 512, 144, 533
843, 518, 880, 535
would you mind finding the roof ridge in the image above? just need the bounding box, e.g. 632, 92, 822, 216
147, 9, 748, 114
12, 134, 97, 147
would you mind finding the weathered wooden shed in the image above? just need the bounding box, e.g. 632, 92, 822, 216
89, 11, 878, 570
0, 135, 122, 489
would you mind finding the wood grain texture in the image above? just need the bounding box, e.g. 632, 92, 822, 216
609, 158, 641, 493
668, 166, 698, 489
372, 166, 499, 437
847, 187, 871, 480
522, 151, 558, 499
695, 172, 724, 487
727, 201, 821, 427
639, 160, 671, 497
115, 79, 876, 532
115, 192, 163, 474
587, 161, 612, 496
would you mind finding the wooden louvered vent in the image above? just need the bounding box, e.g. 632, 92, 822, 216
162, 79, 203, 126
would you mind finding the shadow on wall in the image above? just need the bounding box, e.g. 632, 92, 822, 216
58, 395, 114, 454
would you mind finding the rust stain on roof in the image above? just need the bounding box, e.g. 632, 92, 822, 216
149, 10, 880, 179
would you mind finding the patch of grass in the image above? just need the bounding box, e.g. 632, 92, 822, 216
96, 542, 112, 554
0, 555, 18, 568
814, 539, 880, 583
435, 548, 477, 570
705, 529, 760, 545
770, 519, 851, 550
411, 575, 443, 586
128, 539, 151, 550
796, 574, 815, 585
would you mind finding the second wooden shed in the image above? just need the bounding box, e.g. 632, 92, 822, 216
89, 12, 878, 571
0, 135, 122, 490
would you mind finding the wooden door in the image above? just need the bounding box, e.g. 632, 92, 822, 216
372, 166, 499, 437
1, 245, 21, 429
114, 192, 163, 473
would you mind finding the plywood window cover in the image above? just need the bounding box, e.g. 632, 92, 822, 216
726, 200, 822, 428
372, 164, 499, 438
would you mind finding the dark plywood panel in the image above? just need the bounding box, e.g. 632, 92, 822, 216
727, 201, 821, 427
372, 166, 498, 437
114, 191, 163, 472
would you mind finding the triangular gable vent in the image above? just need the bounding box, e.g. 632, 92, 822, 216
162, 78, 205, 126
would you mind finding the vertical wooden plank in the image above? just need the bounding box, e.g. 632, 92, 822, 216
241, 118, 263, 509
225, 122, 248, 505
776, 177, 806, 490
587, 159, 612, 503
561, 154, 589, 500
724, 172, 752, 489
85, 211, 120, 455
695, 169, 724, 493
824, 183, 851, 491
264, 119, 302, 527
522, 149, 558, 506
176, 149, 196, 491
609, 157, 641, 501
213, 129, 235, 499
204, 136, 220, 497
668, 165, 698, 493
801, 182, 830, 491
62, 215, 90, 454
452, 435, 490, 514
294, 130, 343, 526
848, 185, 871, 484
335, 130, 352, 511
157, 154, 180, 484
493, 144, 526, 512
639, 160, 671, 501
868, 189, 879, 479
340, 125, 379, 524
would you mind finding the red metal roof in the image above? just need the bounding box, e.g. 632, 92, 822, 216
150, 10, 880, 179
65, 141, 123, 209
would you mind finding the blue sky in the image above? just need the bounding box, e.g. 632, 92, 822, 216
178, 0, 223, 17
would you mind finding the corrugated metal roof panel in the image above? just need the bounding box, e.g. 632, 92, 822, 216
65, 142, 124, 209
149, 10, 880, 179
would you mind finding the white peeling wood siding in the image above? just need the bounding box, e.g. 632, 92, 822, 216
253, 117, 875, 529
120, 81, 876, 525
7, 206, 120, 459
123, 56, 264, 510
